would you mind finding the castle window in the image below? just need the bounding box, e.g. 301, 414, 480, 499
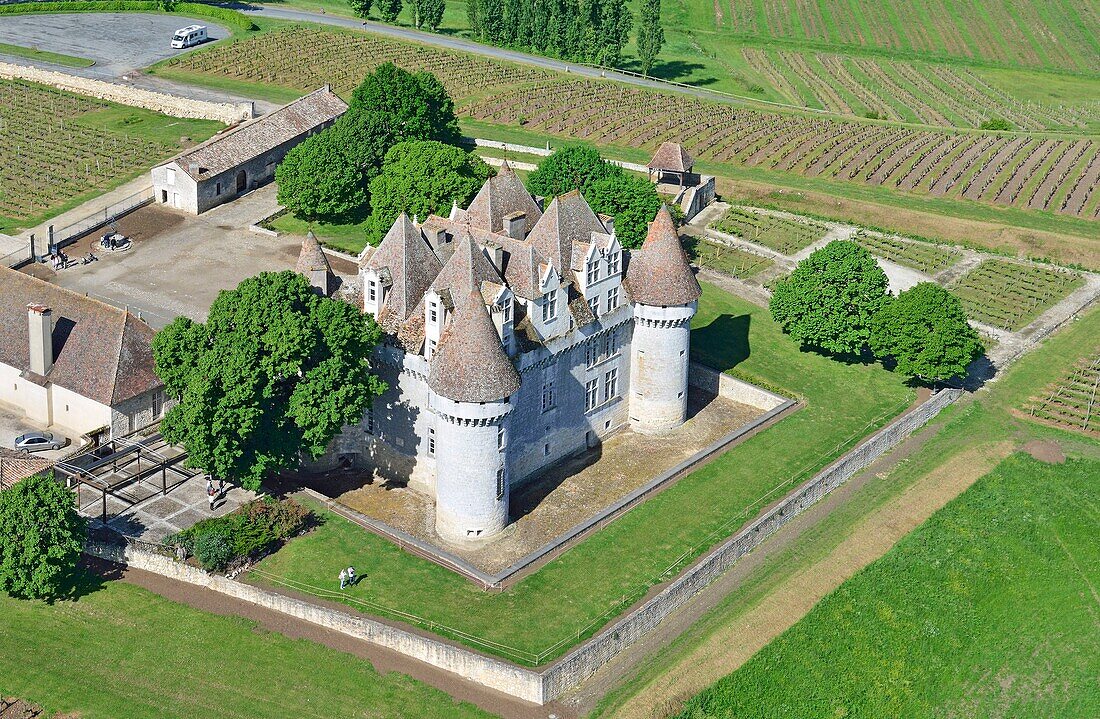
544, 443, 551, 456
365, 410, 375, 436
153, 391, 165, 418
607, 250, 620, 275
585, 378, 599, 411
586, 341, 598, 368
429, 301, 437, 323
428, 427, 436, 457
604, 368, 619, 401
498, 426, 505, 449
606, 286, 619, 312
586, 259, 600, 285
542, 291, 557, 322
541, 380, 555, 411
368, 281, 377, 303
502, 301, 511, 323
603, 329, 615, 358
588, 296, 599, 317
496, 467, 506, 499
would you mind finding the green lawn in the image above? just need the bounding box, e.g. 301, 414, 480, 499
674, 453, 1100, 719
0, 41, 93, 67
596, 286, 1100, 719
267, 210, 373, 255
0, 572, 492, 719
76, 106, 224, 146
250, 282, 913, 664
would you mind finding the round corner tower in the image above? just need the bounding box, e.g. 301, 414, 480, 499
427, 290, 521, 543
625, 206, 703, 434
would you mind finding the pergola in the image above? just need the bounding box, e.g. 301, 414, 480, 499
647, 142, 696, 186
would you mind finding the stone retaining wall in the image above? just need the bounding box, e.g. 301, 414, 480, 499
688, 361, 788, 410
85, 388, 961, 705
84, 539, 546, 702
0, 62, 252, 123
540, 387, 962, 699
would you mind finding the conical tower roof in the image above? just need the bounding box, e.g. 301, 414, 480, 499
295, 230, 332, 274
429, 290, 520, 403
624, 206, 701, 306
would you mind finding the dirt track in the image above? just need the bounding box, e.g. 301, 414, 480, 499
603, 440, 1015, 719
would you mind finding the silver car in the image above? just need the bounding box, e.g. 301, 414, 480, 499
14, 431, 65, 453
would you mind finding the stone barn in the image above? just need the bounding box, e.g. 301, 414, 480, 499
151, 86, 347, 215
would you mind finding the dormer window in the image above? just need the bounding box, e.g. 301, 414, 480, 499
606, 286, 619, 311
429, 301, 438, 324
368, 281, 377, 303
502, 301, 511, 323
588, 296, 599, 317
607, 250, 620, 275
586, 259, 600, 285
542, 291, 557, 322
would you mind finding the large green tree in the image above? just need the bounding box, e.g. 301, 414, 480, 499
585, 172, 662, 249
153, 272, 386, 492
409, 0, 446, 29
377, 0, 403, 22
0, 474, 86, 600
367, 140, 493, 244
526, 144, 662, 248
870, 282, 983, 382
347, 0, 372, 17
636, 0, 664, 76
769, 240, 890, 355
275, 130, 367, 221
348, 63, 461, 148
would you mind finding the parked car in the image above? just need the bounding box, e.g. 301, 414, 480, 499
171, 25, 207, 49
14, 431, 65, 454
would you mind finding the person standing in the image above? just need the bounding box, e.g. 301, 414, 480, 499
206, 479, 217, 511
346, 566, 356, 587
339, 568, 348, 590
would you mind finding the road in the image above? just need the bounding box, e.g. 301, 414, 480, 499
238, 4, 816, 114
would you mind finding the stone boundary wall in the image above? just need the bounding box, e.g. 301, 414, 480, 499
471, 138, 649, 173
0, 62, 252, 124
540, 387, 963, 700
83, 388, 962, 705
83, 538, 547, 703
689, 361, 788, 411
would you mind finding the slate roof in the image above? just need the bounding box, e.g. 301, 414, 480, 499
528, 190, 607, 275
364, 213, 443, 333
647, 142, 694, 173
0, 267, 162, 406
428, 290, 520, 403
623, 206, 701, 306
169, 87, 347, 181
464, 161, 543, 234
430, 231, 504, 298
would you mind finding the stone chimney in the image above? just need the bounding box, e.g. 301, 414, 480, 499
480, 240, 504, 273
503, 211, 526, 240
27, 303, 53, 376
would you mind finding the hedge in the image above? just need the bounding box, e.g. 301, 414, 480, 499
165, 497, 312, 572
0, 2, 258, 33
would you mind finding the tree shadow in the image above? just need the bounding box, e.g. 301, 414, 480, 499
691, 313, 750, 373
620, 59, 717, 87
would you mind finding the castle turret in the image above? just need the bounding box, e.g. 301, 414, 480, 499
295, 230, 335, 297
624, 206, 702, 434
428, 290, 521, 542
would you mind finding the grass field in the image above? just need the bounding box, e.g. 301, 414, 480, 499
0, 572, 492, 718
595, 295, 1100, 719
0, 79, 222, 232
0, 41, 93, 67
711, 207, 829, 255
684, 236, 774, 278
249, 282, 913, 664
673, 454, 1099, 719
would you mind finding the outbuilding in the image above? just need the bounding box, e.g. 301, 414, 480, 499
0, 267, 166, 442
151, 86, 347, 215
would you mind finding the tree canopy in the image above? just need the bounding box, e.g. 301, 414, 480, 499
276, 64, 460, 222
409, 0, 446, 29
367, 140, 494, 244
153, 272, 387, 492
0, 474, 86, 600
870, 282, 983, 382
769, 240, 890, 355
636, 0, 664, 76
526, 144, 663, 249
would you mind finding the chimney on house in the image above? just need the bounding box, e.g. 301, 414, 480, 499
503, 211, 526, 240
480, 240, 504, 272
27, 303, 53, 376
188, 162, 200, 176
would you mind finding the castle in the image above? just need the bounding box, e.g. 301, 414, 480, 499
311, 163, 701, 544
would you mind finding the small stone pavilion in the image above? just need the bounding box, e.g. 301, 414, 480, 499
647, 142, 696, 186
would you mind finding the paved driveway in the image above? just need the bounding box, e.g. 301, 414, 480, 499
0, 13, 226, 79
0, 404, 75, 461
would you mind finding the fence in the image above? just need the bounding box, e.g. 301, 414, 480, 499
51, 187, 152, 249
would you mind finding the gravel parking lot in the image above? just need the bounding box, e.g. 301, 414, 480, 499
0, 404, 74, 461
0, 13, 226, 78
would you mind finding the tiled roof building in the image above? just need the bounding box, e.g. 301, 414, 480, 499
340, 165, 699, 543
0, 267, 166, 441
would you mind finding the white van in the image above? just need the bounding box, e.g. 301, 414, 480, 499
170, 25, 207, 49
